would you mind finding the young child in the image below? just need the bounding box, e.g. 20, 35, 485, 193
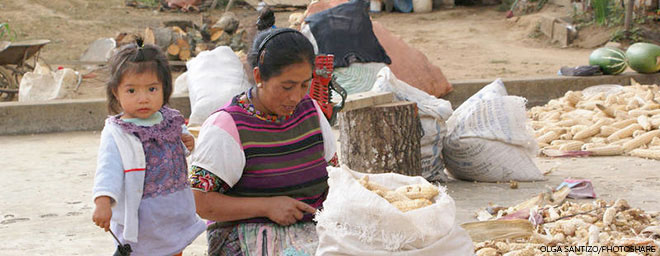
92, 42, 205, 256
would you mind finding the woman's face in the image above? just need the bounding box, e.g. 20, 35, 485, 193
255, 61, 313, 116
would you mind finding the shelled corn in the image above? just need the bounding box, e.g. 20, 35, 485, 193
529, 83, 660, 160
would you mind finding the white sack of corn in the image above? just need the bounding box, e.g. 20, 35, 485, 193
371, 67, 453, 182
315, 167, 474, 255
186, 46, 252, 126
442, 79, 543, 182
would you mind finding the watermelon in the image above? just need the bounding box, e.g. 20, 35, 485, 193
625, 42, 660, 74
589, 47, 627, 75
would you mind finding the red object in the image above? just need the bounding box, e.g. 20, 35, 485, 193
309, 55, 335, 121
57, 66, 64, 70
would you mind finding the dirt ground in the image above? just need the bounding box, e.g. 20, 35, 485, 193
0, 0, 601, 101
1, 131, 659, 255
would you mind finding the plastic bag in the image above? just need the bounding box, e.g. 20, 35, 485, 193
371, 67, 453, 182
186, 46, 252, 126
443, 79, 543, 182
18, 63, 78, 102
315, 167, 474, 255
173, 71, 189, 96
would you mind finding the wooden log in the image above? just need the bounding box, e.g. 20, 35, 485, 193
176, 38, 190, 49
338, 101, 423, 176
342, 91, 394, 112
179, 47, 192, 61
167, 44, 181, 56
211, 30, 225, 42
144, 27, 156, 45
172, 26, 187, 36
115, 32, 140, 46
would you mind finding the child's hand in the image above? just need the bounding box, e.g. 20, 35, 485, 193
93, 196, 112, 232
182, 133, 195, 152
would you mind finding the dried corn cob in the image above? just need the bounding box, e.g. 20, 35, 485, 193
638, 115, 652, 130
558, 133, 573, 140
475, 248, 497, 256
574, 120, 608, 140
596, 103, 616, 118
611, 118, 637, 129
559, 141, 584, 151
622, 130, 660, 152
641, 101, 660, 110
587, 92, 606, 101
599, 125, 618, 137
565, 91, 582, 106
629, 109, 654, 118
382, 191, 411, 203
570, 125, 589, 136
607, 123, 642, 142
610, 137, 633, 146
538, 131, 560, 144
556, 119, 578, 127
392, 198, 433, 212
629, 149, 660, 160
395, 184, 439, 200
358, 176, 391, 192
651, 117, 660, 129
587, 145, 624, 156
581, 142, 607, 151
650, 137, 660, 146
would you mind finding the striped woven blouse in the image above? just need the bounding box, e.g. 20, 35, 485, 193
190, 93, 337, 226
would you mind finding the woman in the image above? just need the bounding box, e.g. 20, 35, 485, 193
189, 28, 339, 255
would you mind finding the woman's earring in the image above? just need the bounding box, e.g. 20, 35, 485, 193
257, 83, 262, 88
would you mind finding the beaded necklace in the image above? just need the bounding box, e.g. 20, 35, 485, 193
237, 87, 294, 123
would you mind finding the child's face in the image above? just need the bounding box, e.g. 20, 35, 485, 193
114, 71, 164, 119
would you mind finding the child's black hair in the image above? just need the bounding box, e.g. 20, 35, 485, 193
247, 28, 315, 82
106, 43, 172, 115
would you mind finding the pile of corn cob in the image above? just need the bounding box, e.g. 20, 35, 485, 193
357, 176, 439, 212
529, 83, 660, 159
474, 199, 660, 256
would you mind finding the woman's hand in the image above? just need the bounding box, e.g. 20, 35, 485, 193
92, 196, 112, 232
181, 133, 195, 151
263, 196, 317, 226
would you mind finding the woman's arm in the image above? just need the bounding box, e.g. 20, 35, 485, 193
193, 189, 316, 226
190, 167, 316, 226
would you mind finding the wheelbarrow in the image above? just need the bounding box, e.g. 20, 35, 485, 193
0, 39, 50, 101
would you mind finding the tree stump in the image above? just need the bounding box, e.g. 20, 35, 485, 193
338, 101, 423, 176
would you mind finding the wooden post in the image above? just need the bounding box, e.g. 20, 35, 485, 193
224, 0, 236, 12
624, 0, 634, 37
338, 101, 423, 176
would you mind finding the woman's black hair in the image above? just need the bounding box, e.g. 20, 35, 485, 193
247, 28, 315, 82
256, 7, 275, 31
106, 41, 172, 115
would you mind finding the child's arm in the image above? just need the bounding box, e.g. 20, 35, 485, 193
91, 128, 124, 231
